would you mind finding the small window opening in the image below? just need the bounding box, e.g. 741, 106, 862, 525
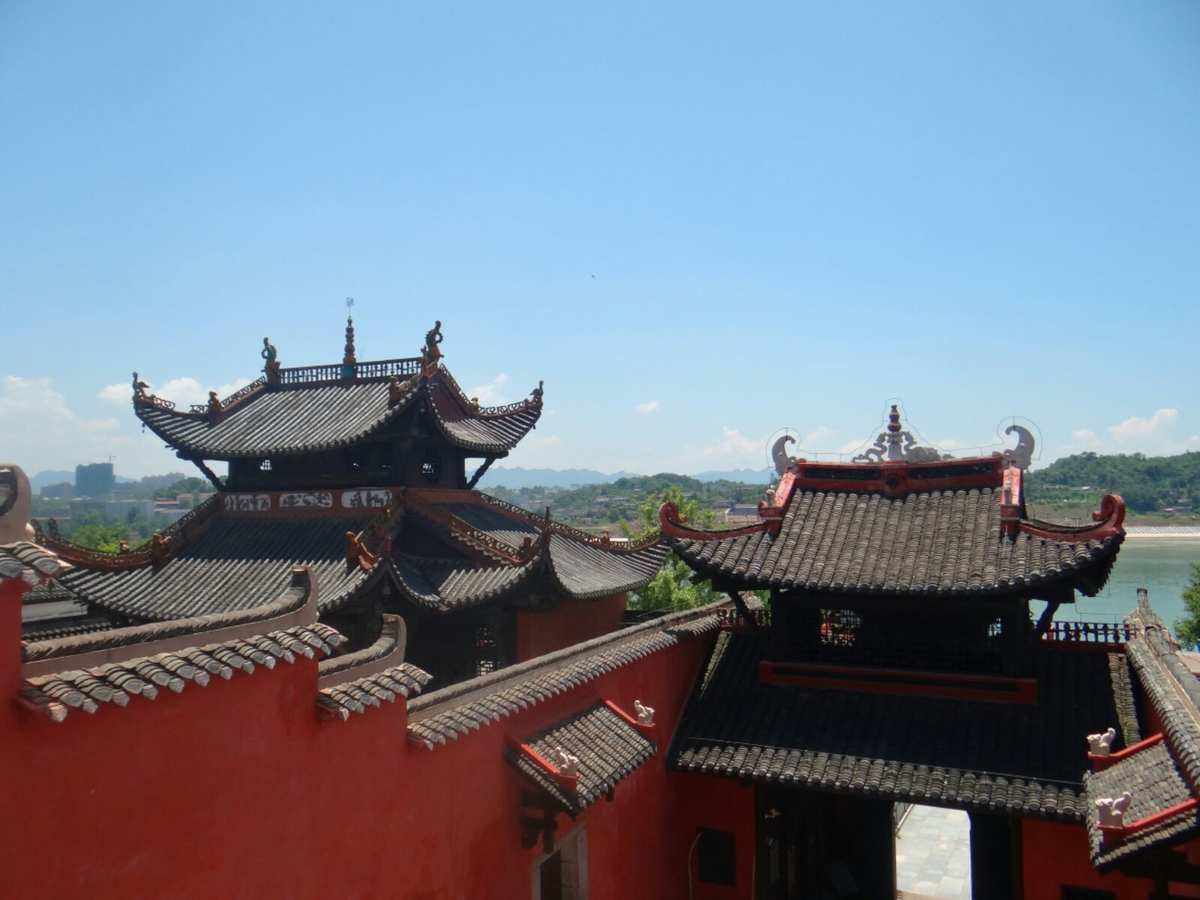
420, 457, 440, 482
819, 609, 861, 647
259, 459, 272, 472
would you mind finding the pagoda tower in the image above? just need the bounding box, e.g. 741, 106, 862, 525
30, 318, 667, 686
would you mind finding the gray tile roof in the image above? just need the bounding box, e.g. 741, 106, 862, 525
316, 664, 432, 721
20, 622, 343, 723
407, 601, 727, 749
432, 496, 670, 600
0, 541, 70, 584
392, 554, 536, 612
134, 364, 541, 459
671, 487, 1122, 597
669, 631, 1133, 820
54, 515, 376, 620
508, 703, 656, 814
1084, 597, 1200, 868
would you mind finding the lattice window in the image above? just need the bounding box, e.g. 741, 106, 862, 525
259, 459, 272, 472
818, 609, 861, 647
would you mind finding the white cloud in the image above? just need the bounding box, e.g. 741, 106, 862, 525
1072, 428, 1098, 443
1, 375, 180, 476
799, 425, 836, 448
1108, 408, 1179, 443
469, 373, 511, 406
98, 383, 128, 404
99, 376, 253, 408
702, 427, 761, 461
635, 400, 660, 415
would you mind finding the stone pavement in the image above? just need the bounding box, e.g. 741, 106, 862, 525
895, 804, 971, 899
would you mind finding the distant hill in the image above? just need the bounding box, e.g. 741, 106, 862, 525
1027, 451, 1200, 514
694, 467, 773, 483
479, 466, 772, 488
479, 467, 632, 489
31, 470, 74, 491
489, 473, 765, 531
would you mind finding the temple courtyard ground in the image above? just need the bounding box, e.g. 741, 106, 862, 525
895, 804, 972, 899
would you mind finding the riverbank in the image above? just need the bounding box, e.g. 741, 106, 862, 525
1124, 527, 1200, 540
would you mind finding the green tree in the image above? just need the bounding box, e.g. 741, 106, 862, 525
624, 485, 723, 612
69, 520, 133, 553
1174, 562, 1200, 648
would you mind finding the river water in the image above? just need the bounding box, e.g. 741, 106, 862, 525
1056, 539, 1199, 630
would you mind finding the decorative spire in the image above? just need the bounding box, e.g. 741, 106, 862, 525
343, 297, 356, 366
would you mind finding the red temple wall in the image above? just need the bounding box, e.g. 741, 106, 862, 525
514, 593, 627, 661
666, 772, 757, 900
0, 590, 713, 900
1018, 817, 1200, 899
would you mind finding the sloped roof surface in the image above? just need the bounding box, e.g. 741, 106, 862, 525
670, 631, 1130, 820
391, 554, 535, 612
508, 703, 656, 814
1084, 599, 1200, 868
437, 497, 669, 600
56, 516, 373, 620
672, 487, 1121, 597
135, 365, 541, 459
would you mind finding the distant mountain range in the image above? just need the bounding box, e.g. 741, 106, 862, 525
478, 466, 773, 489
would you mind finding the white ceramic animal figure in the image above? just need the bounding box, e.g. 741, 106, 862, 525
1096, 792, 1133, 828
1087, 727, 1117, 756
552, 746, 580, 777
634, 700, 655, 726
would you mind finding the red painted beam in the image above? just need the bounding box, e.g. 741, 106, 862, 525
758, 660, 1038, 705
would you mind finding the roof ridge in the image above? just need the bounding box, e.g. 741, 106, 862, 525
408, 599, 729, 722
32, 495, 221, 572
22, 566, 319, 670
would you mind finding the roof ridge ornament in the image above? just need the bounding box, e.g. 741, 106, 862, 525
342, 298, 357, 379
852, 404, 951, 464
420, 320, 444, 377
261, 338, 280, 385
1002, 424, 1035, 470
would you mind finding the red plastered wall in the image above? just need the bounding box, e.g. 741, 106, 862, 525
1021, 818, 1155, 900
515, 593, 627, 661
0, 609, 714, 900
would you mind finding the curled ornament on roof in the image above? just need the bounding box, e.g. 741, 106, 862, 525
772, 434, 795, 477
852, 404, 951, 464
1002, 424, 1036, 470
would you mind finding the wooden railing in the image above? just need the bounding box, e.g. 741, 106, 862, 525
1043, 621, 1137, 645
277, 357, 421, 386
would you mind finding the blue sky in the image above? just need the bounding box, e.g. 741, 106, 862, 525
2, 1, 1198, 477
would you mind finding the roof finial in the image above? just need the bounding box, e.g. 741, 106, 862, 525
343, 297, 357, 367
887, 404, 902, 433
420, 320, 444, 376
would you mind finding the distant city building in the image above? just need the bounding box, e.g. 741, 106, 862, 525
39, 482, 72, 499
74, 462, 115, 498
